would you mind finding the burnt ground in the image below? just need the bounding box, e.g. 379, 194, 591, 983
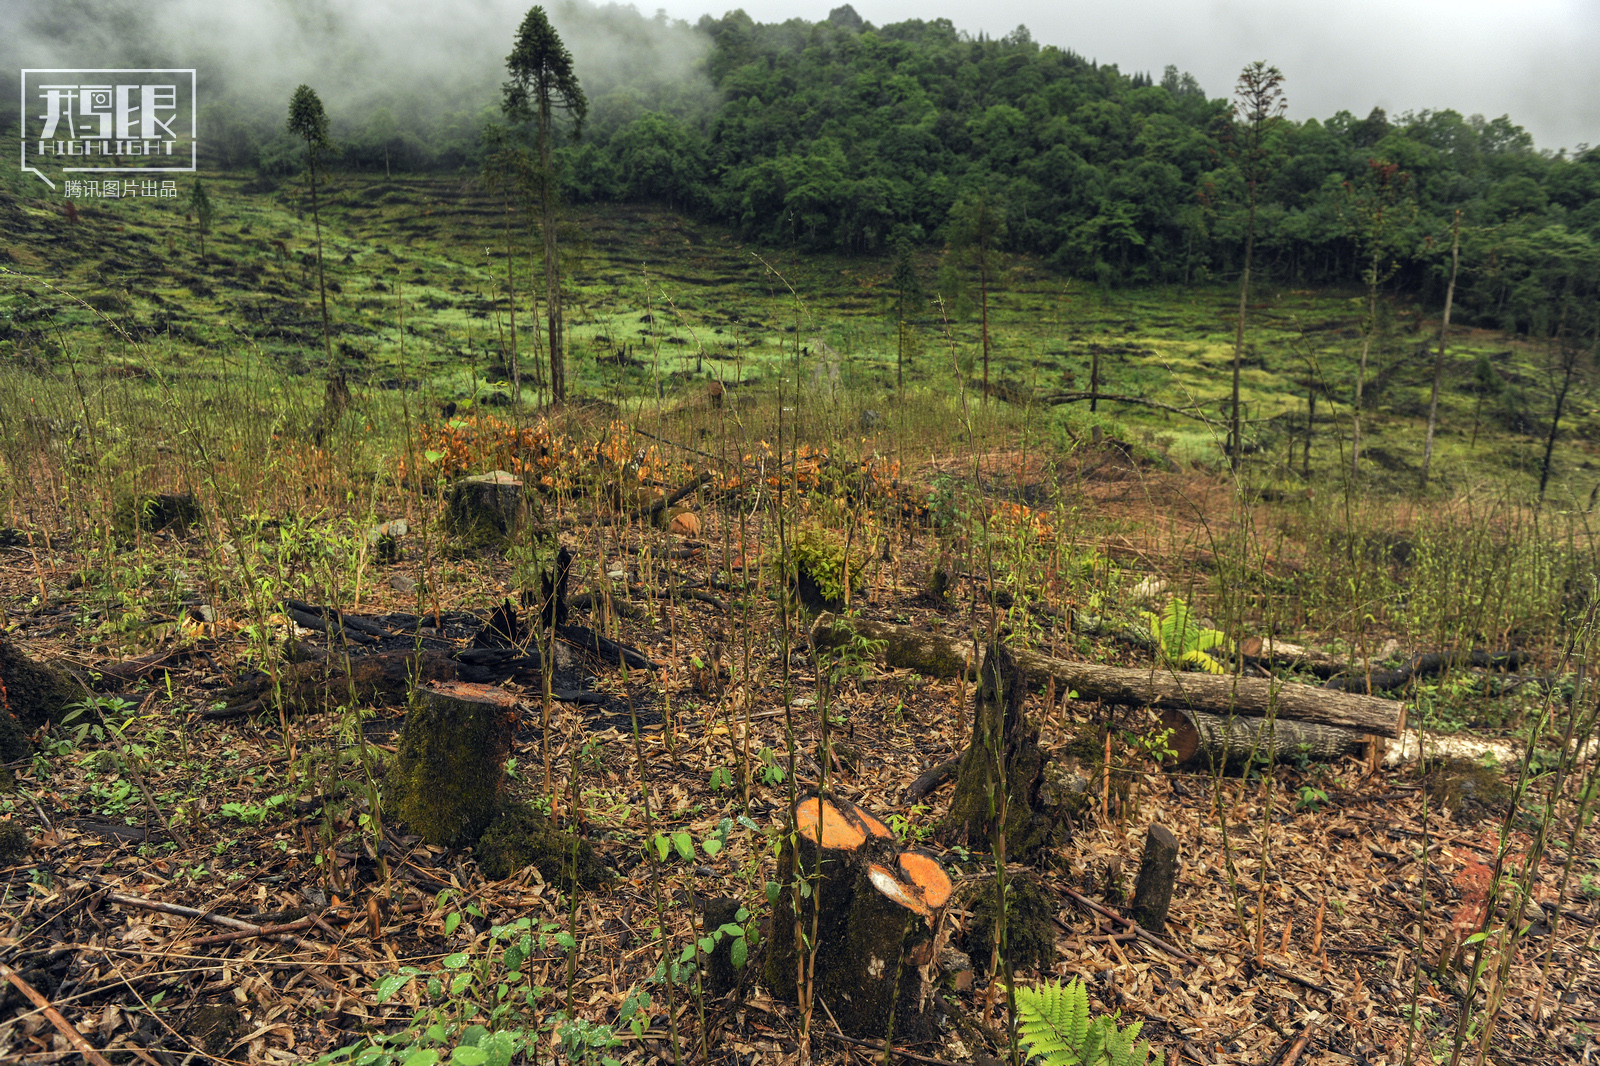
0, 452, 1597, 1066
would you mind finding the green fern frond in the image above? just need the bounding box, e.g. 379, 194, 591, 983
1014, 980, 1163, 1066
1015, 978, 1090, 1063
1144, 598, 1230, 673
1179, 649, 1226, 674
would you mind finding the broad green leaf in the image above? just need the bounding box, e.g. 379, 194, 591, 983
730, 937, 748, 969
444, 912, 462, 936
450, 1047, 488, 1066
442, 952, 471, 969
672, 832, 694, 862
700, 838, 723, 858
375, 973, 413, 1003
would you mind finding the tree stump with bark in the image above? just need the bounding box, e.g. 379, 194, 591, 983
1129, 823, 1180, 932
445, 471, 541, 540
384, 681, 519, 847
0, 637, 83, 761
939, 642, 1065, 860
766, 795, 953, 1040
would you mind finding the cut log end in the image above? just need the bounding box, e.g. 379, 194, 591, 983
896, 849, 953, 910
867, 863, 932, 920
795, 795, 893, 850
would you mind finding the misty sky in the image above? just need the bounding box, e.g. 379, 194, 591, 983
662, 0, 1600, 153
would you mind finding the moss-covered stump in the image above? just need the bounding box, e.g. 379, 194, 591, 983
384, 681, 519, 847
939, 642, 1064, 860
700, 897, 746, 997
1422, 757, 1511, 822
812, 612, 976, 681
475, 803, 611, 889
445, 471, 542, 540
0, 820, 28, 865
113, 491, 202, 537
0, 637, 81, 743
767, 795, 953, 1041
962, 873, 1057, 975
186, 1003, 241, 1055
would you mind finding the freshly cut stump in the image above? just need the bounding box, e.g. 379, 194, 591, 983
767, 796, 953, 1041
384, 682, 519, 847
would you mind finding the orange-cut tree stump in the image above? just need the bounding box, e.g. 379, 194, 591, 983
767, 795, 953, 1041
383, 681, 519, 847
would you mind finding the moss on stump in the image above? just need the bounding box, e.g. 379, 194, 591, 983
0, 637, 81, 752
962, 872, 1057, 975
0, 820, 28, 865
476, 803, 611, 890
939, 642, 1066, 860
384, 681, 519, 848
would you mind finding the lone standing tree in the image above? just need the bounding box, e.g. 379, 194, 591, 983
503, 7, 586, 404
1224, 62, 1286, 471
287, 85, 335, 369
189, 177, 215, 258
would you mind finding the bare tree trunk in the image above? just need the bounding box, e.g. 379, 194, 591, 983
1421, 211, 1461, 489
979, 231, 990, 404
539, 102, 564, 403
1539, 339, 1580, 501
1231, 206, 1256, 472
1352, 282, 1376, 475
309, 165, 333, 368
503, 196, 520, 404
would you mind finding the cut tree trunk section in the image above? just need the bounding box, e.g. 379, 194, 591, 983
766, 795, 952, 1041
812, 614, 1403, 737
1159, 707, 1369, 769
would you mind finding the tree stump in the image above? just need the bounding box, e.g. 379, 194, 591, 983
0, 637, 82, 760
766, 795, 953, 1040
940, 642, 1063, 859
384, 681, 519, 847
445, 471, 539, 540
1129, 823, 1180, 932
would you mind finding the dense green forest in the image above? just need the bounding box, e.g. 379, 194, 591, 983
11, 1, 1600, 335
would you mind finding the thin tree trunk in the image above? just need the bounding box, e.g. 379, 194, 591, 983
980, 231, 990, 404
1352, 276, 1377, 475
1303, 391, 1314, 478
896, 298, 905, 391
504, 196, 520, 404
539, 101, 564, 404
1231, 204, 1257, 472
1421, 211, 1461, 489
309, 165, 333, 367
1539, 339, 1581, 501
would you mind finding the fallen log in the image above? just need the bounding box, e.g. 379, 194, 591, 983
811, 613, 1404, 738
1159, 708, 1368, 769
1238, 636, 1347, 678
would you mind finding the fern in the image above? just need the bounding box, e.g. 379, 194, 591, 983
1141, 598, 1228, 675
1014, 979, 1163, 1066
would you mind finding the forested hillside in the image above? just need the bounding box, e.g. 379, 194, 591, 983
166, 1, 1599, 335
